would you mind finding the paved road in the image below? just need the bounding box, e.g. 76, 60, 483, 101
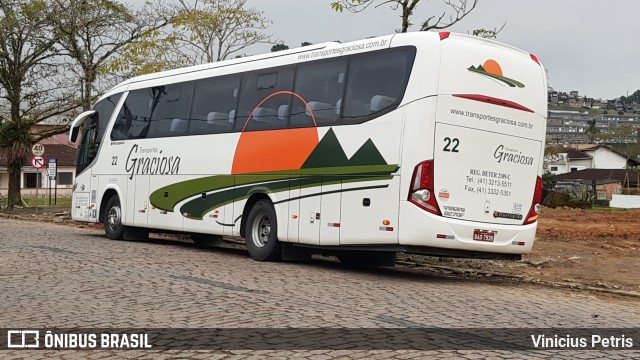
1, 217, 639, 359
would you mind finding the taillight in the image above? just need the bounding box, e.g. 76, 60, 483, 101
524, 176, 542, 224
439, 32, 450, 41
408, 160, 441, 216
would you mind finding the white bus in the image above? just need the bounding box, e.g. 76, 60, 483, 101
69, 32, 547, 265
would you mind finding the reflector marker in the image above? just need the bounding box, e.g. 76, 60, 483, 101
328, 223, 341, 228
436, 234, 455, 240
378, 226, 394, 231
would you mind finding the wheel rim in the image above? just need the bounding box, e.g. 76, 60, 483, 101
250, 212, 271, 248
107, 204, 122, 232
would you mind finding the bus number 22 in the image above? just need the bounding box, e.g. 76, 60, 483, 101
443, 137, 460, 153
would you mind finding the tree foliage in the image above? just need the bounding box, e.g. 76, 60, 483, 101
53, 0, 174, 110
117, 0, 272, 75
585, 118, 599, 144
470, 22, 506, 39
0, 0, 77, 209
542, 171, 556, 191
331, 0, 478, 33
271, 42, 289, 52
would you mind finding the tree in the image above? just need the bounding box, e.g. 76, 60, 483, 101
116, 0, 272, 75
53, 0, 175, 111
301, 41, 313, 46
585, 118, 599, 144
176, 0, 271, 62
0, 0, 75, 210
271, 42, 289, 52
542, 171, 556, 191
331, 0, 478, 33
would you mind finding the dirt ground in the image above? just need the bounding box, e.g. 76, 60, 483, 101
520, 207, 640, 291
2, 206, 639, 295
410, 207, 640, 294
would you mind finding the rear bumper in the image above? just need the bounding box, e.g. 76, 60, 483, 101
398, 201, 537, 255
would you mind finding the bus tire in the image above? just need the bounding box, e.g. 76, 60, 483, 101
104, 195, 124, 240
191, 233, 223, 246
337, 251, 396, 267
245, 199, 281, 261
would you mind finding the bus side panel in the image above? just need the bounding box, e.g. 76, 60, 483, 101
149, 175, 185, 232
335, 119, 403, 245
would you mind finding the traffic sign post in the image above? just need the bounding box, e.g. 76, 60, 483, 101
30, 155, 45, 214
48, 158, 57, 205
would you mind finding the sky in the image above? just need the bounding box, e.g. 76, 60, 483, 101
241, 0, 640, 100
125, 0, 640, 100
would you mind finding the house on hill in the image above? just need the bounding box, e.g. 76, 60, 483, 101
545, 144, 639, 175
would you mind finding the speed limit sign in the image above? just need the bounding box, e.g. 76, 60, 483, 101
32, 143, 45, 156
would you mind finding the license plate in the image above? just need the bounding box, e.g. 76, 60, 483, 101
473, 230, 495, 242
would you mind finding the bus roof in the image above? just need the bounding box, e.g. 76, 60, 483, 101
98, 31, 538, 101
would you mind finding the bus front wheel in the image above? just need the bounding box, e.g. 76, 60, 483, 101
245, 200, 282, 261
104, 196, 124, 240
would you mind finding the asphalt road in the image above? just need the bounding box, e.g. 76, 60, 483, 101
1, 217, 638, 359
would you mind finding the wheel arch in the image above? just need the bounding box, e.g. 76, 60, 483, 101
99, 186, 124, 223
239, 193, 276, 238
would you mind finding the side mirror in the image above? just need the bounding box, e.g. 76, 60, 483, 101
69, 110, 96, 143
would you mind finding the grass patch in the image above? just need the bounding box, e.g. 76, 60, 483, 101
0, 196, 72, 208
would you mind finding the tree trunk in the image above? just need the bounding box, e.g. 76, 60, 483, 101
82, 66, 96, 111
7, 162, 23, 210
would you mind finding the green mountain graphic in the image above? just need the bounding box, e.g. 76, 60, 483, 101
301, 128, 349, 168
302, 128, 388, 168
467, 64, 525, 88
349, 139, 387, 166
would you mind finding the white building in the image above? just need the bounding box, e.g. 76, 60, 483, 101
545, 144, 639, 175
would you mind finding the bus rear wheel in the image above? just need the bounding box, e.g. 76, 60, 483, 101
104, 196, 124, 240
245, 200, 281, 261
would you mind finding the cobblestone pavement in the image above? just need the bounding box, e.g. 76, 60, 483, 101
1, 217, 639, 359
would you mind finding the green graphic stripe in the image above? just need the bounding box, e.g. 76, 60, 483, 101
180, 175, 394, 220
150, 165, 399, 212
468, 69, 525, 88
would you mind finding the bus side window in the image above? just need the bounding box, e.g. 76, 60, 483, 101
111, 89, 154, 140
237, 68, 294, 132
147, 83, 193, 138
342, 49, 414, 124
189, 76, 240, 135
290, 59, 346, 128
